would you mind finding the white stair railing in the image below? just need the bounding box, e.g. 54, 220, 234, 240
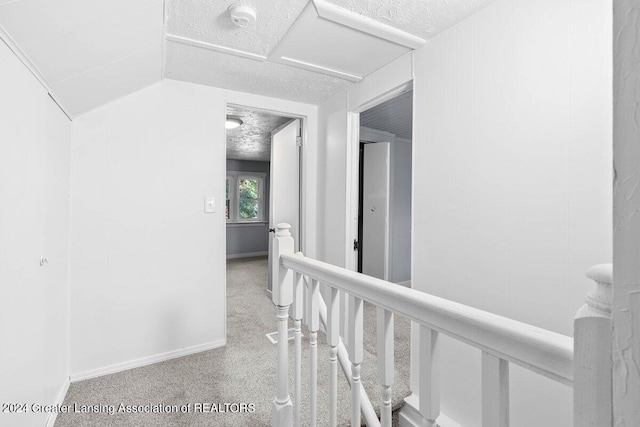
271, 223, 613, 426
318, 291, 380, 426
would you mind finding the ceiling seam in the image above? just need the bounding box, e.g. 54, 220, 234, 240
0, 23, 73, 120
51, 43, 161, 86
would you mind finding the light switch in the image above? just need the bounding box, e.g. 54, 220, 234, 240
204, 197, 215, 213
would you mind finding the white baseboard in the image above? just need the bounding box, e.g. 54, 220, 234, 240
45, 376, 70, 427
226, 251, 268, 259
70, 339, 226, 382
399, 394, 462, 427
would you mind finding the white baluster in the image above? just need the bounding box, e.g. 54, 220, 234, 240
308, 278, 320, 427
377, 308, 394, 427
574, 264, 612, 427
326, 286, 340, 427
482, 352, 509, 427
348, 294, 364, 426
271, 223, 294, 426
293, 271, 304, 427
419, 325, 440, 426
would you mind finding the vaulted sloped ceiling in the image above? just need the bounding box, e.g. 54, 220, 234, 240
0, 0, 164, 117
0, 0, 497, 118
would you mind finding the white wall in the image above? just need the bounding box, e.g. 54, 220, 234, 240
317, 91, 349, 266
315, 0, 611, 424
69, 79, 319, 380
0, 40, 71, 427
70, 80, 227, 379
412, 0, 611, 425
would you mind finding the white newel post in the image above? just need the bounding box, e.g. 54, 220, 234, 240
272, 223, 295, 427
574, 264, 613, 427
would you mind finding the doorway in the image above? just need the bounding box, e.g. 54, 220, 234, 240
356, 90, 413, 285
224, 104, 303, 296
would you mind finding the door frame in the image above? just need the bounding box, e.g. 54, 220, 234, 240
225, 102, 309, 253
345, 81, 413, 273
223, 95, 316, 335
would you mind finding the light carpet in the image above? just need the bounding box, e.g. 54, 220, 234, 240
55, 256, 410, 426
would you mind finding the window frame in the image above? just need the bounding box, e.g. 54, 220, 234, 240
226, 171, 267, 223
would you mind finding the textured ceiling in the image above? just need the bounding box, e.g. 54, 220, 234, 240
361, 90, 413, 140
325, 0, 499, 40
164, 0, 499, 107
164, 41, 350, 105
0, 0, 499, 117
167, 0, 308, 57
226, 105, 292, 162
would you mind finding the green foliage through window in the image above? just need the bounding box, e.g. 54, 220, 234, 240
227, 173, 265, 222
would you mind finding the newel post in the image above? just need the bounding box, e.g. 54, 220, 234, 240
574, 264, 613, 427
272, 223, 294, 427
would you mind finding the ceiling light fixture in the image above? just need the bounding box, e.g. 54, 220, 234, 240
226, 117, 243, 130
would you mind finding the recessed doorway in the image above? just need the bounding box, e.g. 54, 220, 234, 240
356, 90, 413, 286
225, 104, 303, 296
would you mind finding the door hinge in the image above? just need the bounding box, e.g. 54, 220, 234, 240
296, 136, 303, 147
353, 239, 359, 251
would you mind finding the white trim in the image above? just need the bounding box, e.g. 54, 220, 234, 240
45, 377, 71, 427
165, 34, 267, 62
348, 53, 413, 112
346, 84, 413, 277
351, 81, 413, 114
383, 142, 391, 281
346, 111, 360, 272
396, 280, 411, 287
227, 251, 268, 259
223, 94, 317, 260
278, 56, 362, 82
70, 339, 226, 382
312, 0, 426, 49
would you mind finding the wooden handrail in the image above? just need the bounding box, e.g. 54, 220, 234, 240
281, 252, 574, 386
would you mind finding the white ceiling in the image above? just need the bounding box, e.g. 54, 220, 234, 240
0, 0, 498, 118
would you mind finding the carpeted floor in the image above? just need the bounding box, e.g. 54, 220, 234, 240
55, 256, 410, 426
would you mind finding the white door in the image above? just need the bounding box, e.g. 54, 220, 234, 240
362, 142, 390, 280
268, 119, 300, 293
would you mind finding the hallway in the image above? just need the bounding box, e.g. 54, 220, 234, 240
53, 257, 410, 426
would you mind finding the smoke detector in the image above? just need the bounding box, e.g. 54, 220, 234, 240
228, 3, 257, 28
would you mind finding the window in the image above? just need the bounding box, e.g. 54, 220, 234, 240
226, 171, 266, 223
